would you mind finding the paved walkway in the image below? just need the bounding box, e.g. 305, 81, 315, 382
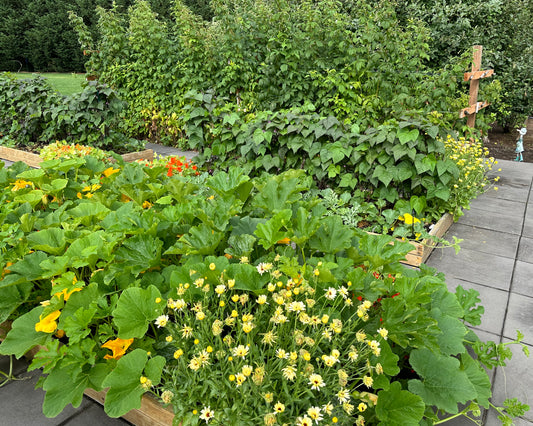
1, 145, 532, 425
426, 158, 533, 425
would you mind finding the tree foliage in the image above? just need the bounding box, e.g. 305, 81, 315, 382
389, 0, 532, 126
0, 0, 174, 72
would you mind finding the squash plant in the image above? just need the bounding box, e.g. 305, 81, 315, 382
0, 158, 528, 424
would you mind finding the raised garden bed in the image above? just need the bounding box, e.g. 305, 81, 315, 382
0, 146, 154, 168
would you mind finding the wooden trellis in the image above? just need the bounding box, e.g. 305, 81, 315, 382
459, 45, 494, 128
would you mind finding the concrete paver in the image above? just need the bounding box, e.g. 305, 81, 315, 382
444, 223, 520, 258
512, 261, 533, 297
469, 196, 527, 217
427, 158, 533, 425
502, 293, 533, 345
517, 237, 533, 263
457, 206, 524, 234
0, 368, 93, 426
428, 246, 515, 291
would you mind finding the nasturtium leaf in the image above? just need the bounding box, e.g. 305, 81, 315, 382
113, 286, 164, 338
42, 158, 85, 173
0, 306, 49, 358
461, 352, 491, 408
376, 381, 425, 425
26, 228, 67, 255
42, 362, 89, 417
17, 168, 46, 180
102, 349, 165, 418
41, 178, 68, 194
408, 348, 477, 413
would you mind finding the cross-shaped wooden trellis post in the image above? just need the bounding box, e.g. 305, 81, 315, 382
459, 45, 494, 128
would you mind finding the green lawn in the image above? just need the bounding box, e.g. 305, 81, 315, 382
13, 72, 86, 95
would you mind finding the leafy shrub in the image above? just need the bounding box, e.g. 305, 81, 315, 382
0, 73, 142, 152
70, 0, 494, 141
0, 158, 528, 424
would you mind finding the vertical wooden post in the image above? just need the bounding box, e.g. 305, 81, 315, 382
467, 45, 482, 128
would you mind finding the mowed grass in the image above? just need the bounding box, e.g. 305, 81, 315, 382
13, 72, 86, 95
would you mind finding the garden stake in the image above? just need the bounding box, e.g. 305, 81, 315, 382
459, 45, 493, 129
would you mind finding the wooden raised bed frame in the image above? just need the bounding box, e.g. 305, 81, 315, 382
400, 212, 454, 266
0, 146, 154, 168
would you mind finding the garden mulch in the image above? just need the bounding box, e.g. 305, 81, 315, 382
1, 145, 532, 425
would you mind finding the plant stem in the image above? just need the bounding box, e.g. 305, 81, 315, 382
0, 355, 29, 388
433, 408, 480, 425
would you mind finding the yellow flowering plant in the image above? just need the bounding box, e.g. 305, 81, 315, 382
153, 256, 389, 425
442, 135, 498, 219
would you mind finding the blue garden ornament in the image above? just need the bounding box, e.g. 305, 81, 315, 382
515, 127, 527, 162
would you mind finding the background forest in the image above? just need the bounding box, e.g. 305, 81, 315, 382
0, 0, 531, 127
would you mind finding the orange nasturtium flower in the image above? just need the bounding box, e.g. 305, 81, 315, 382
101, 338, 134, 360
35, 310, 61, 333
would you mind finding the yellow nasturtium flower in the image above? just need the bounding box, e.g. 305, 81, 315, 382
101, 337, 134, 360
35, 310, 61, 333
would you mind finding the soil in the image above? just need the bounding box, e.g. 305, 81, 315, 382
486, 118, 533, 162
